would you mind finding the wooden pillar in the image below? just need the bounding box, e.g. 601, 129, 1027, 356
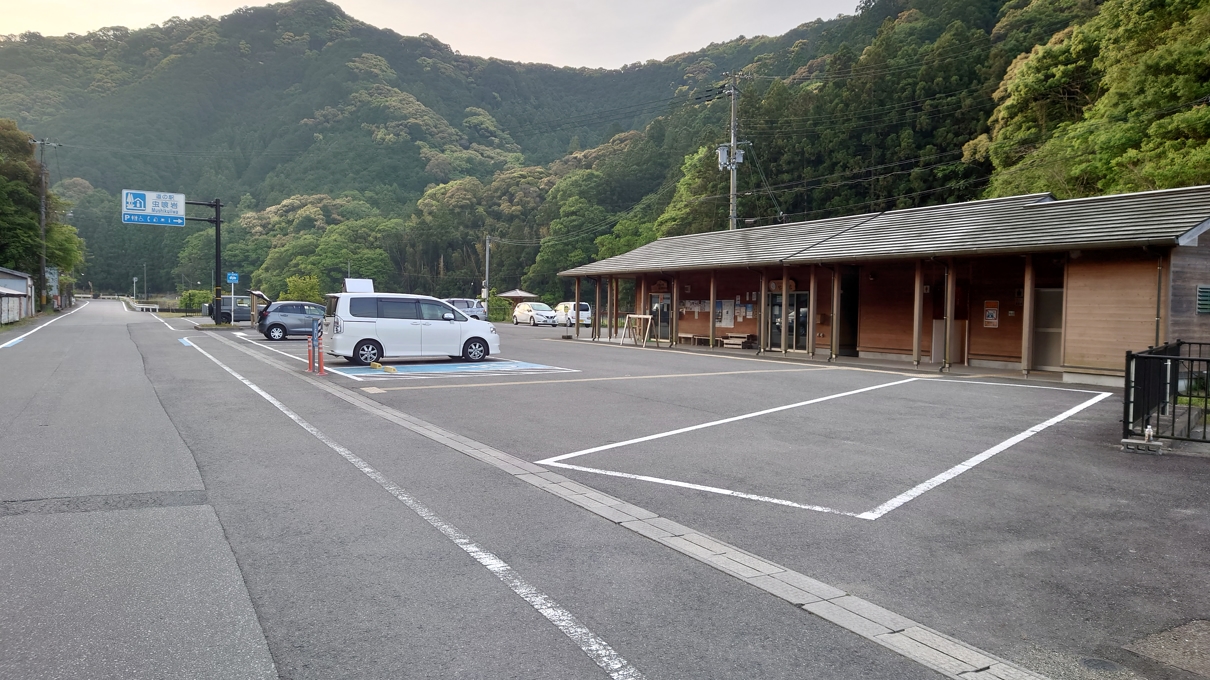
758, 270, 768, 351
671, 275, 680, 346
944, 257, 956, 370
1021, 255, 1034, 375
594, 277, 602, 340
807, 265, 817, 356
574, 277, 581, 338
912, 259, 923, 367
780, 266, 789, 354
830, 266, 841, 360
708, 270, 717, 348
639, 277, 647, 317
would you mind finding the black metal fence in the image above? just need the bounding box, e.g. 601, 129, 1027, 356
1123, 341, 1210, 441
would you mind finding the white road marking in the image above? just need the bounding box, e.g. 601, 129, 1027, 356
537, 377, 918, 465
0, 301, 90, 349
184, 338, 644, 680
927, 378, 1106, 394
546, 461, 857, 516
151, 313, 175, 329
368, 367, 818, 392
857, 391, 1114, 519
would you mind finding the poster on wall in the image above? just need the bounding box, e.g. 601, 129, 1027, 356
716, 300, 735, 328
984, 301, 1000, 328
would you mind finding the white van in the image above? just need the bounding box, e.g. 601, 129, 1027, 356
553, 301, 592, 327
325, 293, 500, 365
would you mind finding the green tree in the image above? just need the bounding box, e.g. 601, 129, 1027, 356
285, 274, 322, 302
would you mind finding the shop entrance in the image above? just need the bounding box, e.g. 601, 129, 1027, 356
767, 292, 810, 350
648, 293, 671, 340
837, 266, 860, 356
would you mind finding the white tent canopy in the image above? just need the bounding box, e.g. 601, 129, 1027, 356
496, 289, 539, 303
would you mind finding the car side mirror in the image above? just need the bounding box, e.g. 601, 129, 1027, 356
443, 312, 455, 321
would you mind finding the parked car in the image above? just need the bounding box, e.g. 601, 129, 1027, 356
324, 293, 499, 365
553, 301, 592, 327
257, 300, 326, 340
444, 297, 487, 320
204, 295, 252, 323
512, 301, 557, 326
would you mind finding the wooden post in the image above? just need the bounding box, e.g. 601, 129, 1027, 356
830, 266, 841, 360
944, 257, 956, 370
574, 277, 581, 338
1021, 255, 1034, 376
639, 277, 648, 317
594, 277, 602, 340
758, 270, 768, 351
671, 275, 680, 347
780, 266, 789, 354
807, 265, 817, 356
708, 270, 717, 348
912, 259, 923, 367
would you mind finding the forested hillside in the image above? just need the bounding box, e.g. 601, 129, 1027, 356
1, 0, 1206, 300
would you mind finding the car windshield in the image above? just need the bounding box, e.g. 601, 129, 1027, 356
530, 303, 552, 311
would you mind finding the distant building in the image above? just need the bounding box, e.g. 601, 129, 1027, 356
0, 267, 35, 324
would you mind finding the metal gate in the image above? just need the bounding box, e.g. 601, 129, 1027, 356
1124, 341, 1210, 441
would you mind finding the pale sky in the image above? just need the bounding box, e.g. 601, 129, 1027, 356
0, 0, 858, 68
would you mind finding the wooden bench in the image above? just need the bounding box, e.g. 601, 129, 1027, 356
677, 332, 695, 345
721, 333, 755, 349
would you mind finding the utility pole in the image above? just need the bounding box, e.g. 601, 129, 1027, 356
143, 262, 147, 300
716, 74, 744, 230
29, 139, 59, 310
729, 71, 739, 232
483, 234, 491, 301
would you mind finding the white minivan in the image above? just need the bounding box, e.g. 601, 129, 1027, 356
325, 293, 500, 365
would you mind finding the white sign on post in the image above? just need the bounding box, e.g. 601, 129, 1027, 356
122, 190, 186, 226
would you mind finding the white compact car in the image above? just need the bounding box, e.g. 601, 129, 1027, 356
324, 293, 500, 365
512, 302, 558, 326
553, 301, 592, 327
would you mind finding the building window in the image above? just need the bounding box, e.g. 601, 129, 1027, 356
1198, 286, 1210, 314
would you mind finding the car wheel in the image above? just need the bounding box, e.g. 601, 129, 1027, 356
352, 340, 382, 366
462, 338, 488, 362
220, 313, 231, 324
267, 324, 286, 341
512, 316, 518, 325
530, 317, 537, 326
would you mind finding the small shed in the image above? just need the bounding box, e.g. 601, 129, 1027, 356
0, 267, 34, 324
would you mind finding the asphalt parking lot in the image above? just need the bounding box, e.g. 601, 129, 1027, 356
208, 318, 1210, 679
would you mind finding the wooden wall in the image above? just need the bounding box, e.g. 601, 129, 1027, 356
1064, 251, 1164, 371
967, 257, 1026, 362
857, 262, 916, 354
1169, 237, 1210, 342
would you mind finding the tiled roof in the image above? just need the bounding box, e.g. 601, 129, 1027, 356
560, 185, 1210, 276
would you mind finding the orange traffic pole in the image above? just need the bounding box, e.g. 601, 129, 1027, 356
317, 334, 327, 375
306, 335, 314, 372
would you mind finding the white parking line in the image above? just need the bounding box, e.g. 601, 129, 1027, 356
0, 301, 90, 349
857, 390, 1113, 519
183, 337, 644, 680
545, 461, 858, 516
537, 377, 918, 465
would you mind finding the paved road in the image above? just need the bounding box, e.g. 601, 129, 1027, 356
2, 301, 1207, 680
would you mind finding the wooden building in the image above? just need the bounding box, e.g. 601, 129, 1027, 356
560, 185, 1210, 386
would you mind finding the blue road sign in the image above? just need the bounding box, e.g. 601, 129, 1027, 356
122, 189, 186, 227
226, 272, 239, 284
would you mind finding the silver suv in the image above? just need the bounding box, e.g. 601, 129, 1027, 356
444, 298, 487, 320
257, 301, 326, 340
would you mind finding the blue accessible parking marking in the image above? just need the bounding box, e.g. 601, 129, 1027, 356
327, 359, 577, 381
